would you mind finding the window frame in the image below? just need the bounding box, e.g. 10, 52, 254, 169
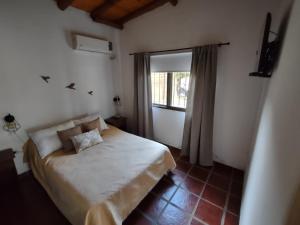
151, 72, 189, 112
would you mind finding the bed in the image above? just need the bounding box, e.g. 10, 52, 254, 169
24, 125, 176, 225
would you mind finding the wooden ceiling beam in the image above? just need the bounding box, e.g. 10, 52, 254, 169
90, 0, 123, 29
56, 0, 74, 10
118, 0, 178, 24
91, 0, 119, 20
170, 0, 178, 6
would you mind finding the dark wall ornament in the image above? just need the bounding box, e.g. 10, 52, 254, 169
250, 11, 288, 78
66, 83, 76, 90
40, 75, 51, 83
39, 74, 101, 98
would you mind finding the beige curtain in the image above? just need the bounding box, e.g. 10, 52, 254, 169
182, 45, 218, 166
133, 53, 154, 139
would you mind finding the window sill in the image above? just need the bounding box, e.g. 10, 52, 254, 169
152, 104, 186, 112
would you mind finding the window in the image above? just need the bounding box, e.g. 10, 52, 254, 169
151, 72, 168, 106
151, 71, 190, 111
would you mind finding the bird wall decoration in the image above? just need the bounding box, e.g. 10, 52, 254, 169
88, 91, 93, 95
41, 75, 51, 83
65, 83, 76, 90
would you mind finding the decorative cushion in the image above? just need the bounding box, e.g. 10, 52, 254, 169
73, 113, 108, 132
57, 126, 82, 152
29, 121, 75, 158
81, 118, 101, 133
71, 128, 103, 153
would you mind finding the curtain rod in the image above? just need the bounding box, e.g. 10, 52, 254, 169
129, 42, 230, 56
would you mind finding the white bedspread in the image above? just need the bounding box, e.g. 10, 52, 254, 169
25, 126, 176, 225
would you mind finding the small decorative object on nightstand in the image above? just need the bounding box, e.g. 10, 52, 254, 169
105, 116, 127, 131
0, 149, 17, 191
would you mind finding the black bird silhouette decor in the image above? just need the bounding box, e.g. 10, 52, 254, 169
88, 91, 93, 95
41, 75, 50, 83
66, 83, 76, 90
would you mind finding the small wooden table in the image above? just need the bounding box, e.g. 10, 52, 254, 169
105, 116, 127, 131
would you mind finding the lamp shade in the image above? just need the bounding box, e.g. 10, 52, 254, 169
3, 114, 21, 133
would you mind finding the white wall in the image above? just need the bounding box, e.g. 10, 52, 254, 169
152, 108, 185, 148
240, 0, 300, 224
0, 0, 121, 174
119, 0, 283, 170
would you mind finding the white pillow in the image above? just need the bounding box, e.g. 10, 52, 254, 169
71, 128, 103, 153
73, 113, 108, 131
29, 121, 75, 158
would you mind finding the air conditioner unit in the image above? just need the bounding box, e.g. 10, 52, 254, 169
74, 35, 113, 55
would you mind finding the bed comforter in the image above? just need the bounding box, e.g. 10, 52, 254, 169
24, 126, 176, 225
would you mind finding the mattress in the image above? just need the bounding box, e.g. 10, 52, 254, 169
24, 126, 176, 225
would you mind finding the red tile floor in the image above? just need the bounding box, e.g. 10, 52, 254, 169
123, 148, 244, 225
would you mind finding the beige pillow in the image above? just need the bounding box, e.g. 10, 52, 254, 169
73, 113, 108, 131
57, 126, 82, 152
71, 128, 103, 153
81, 117, 101, 133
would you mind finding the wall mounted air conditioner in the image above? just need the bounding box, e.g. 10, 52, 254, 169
74, 35, 113, 55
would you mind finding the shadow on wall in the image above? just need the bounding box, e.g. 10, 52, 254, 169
285, 184, 300, 225
273, 4, 293, 70
240, 1, 298, 224
243, 1, 293, 189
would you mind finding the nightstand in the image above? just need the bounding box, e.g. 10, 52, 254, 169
0, 149, 17, 191
105, 116, 127, 131
0, 149, 29, 225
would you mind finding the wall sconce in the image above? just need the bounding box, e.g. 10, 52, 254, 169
113, 96, 121, 117
113, 96, 121, 105
3, 114, 21, 133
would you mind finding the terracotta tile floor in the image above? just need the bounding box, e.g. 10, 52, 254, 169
123, 147, 244, 225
